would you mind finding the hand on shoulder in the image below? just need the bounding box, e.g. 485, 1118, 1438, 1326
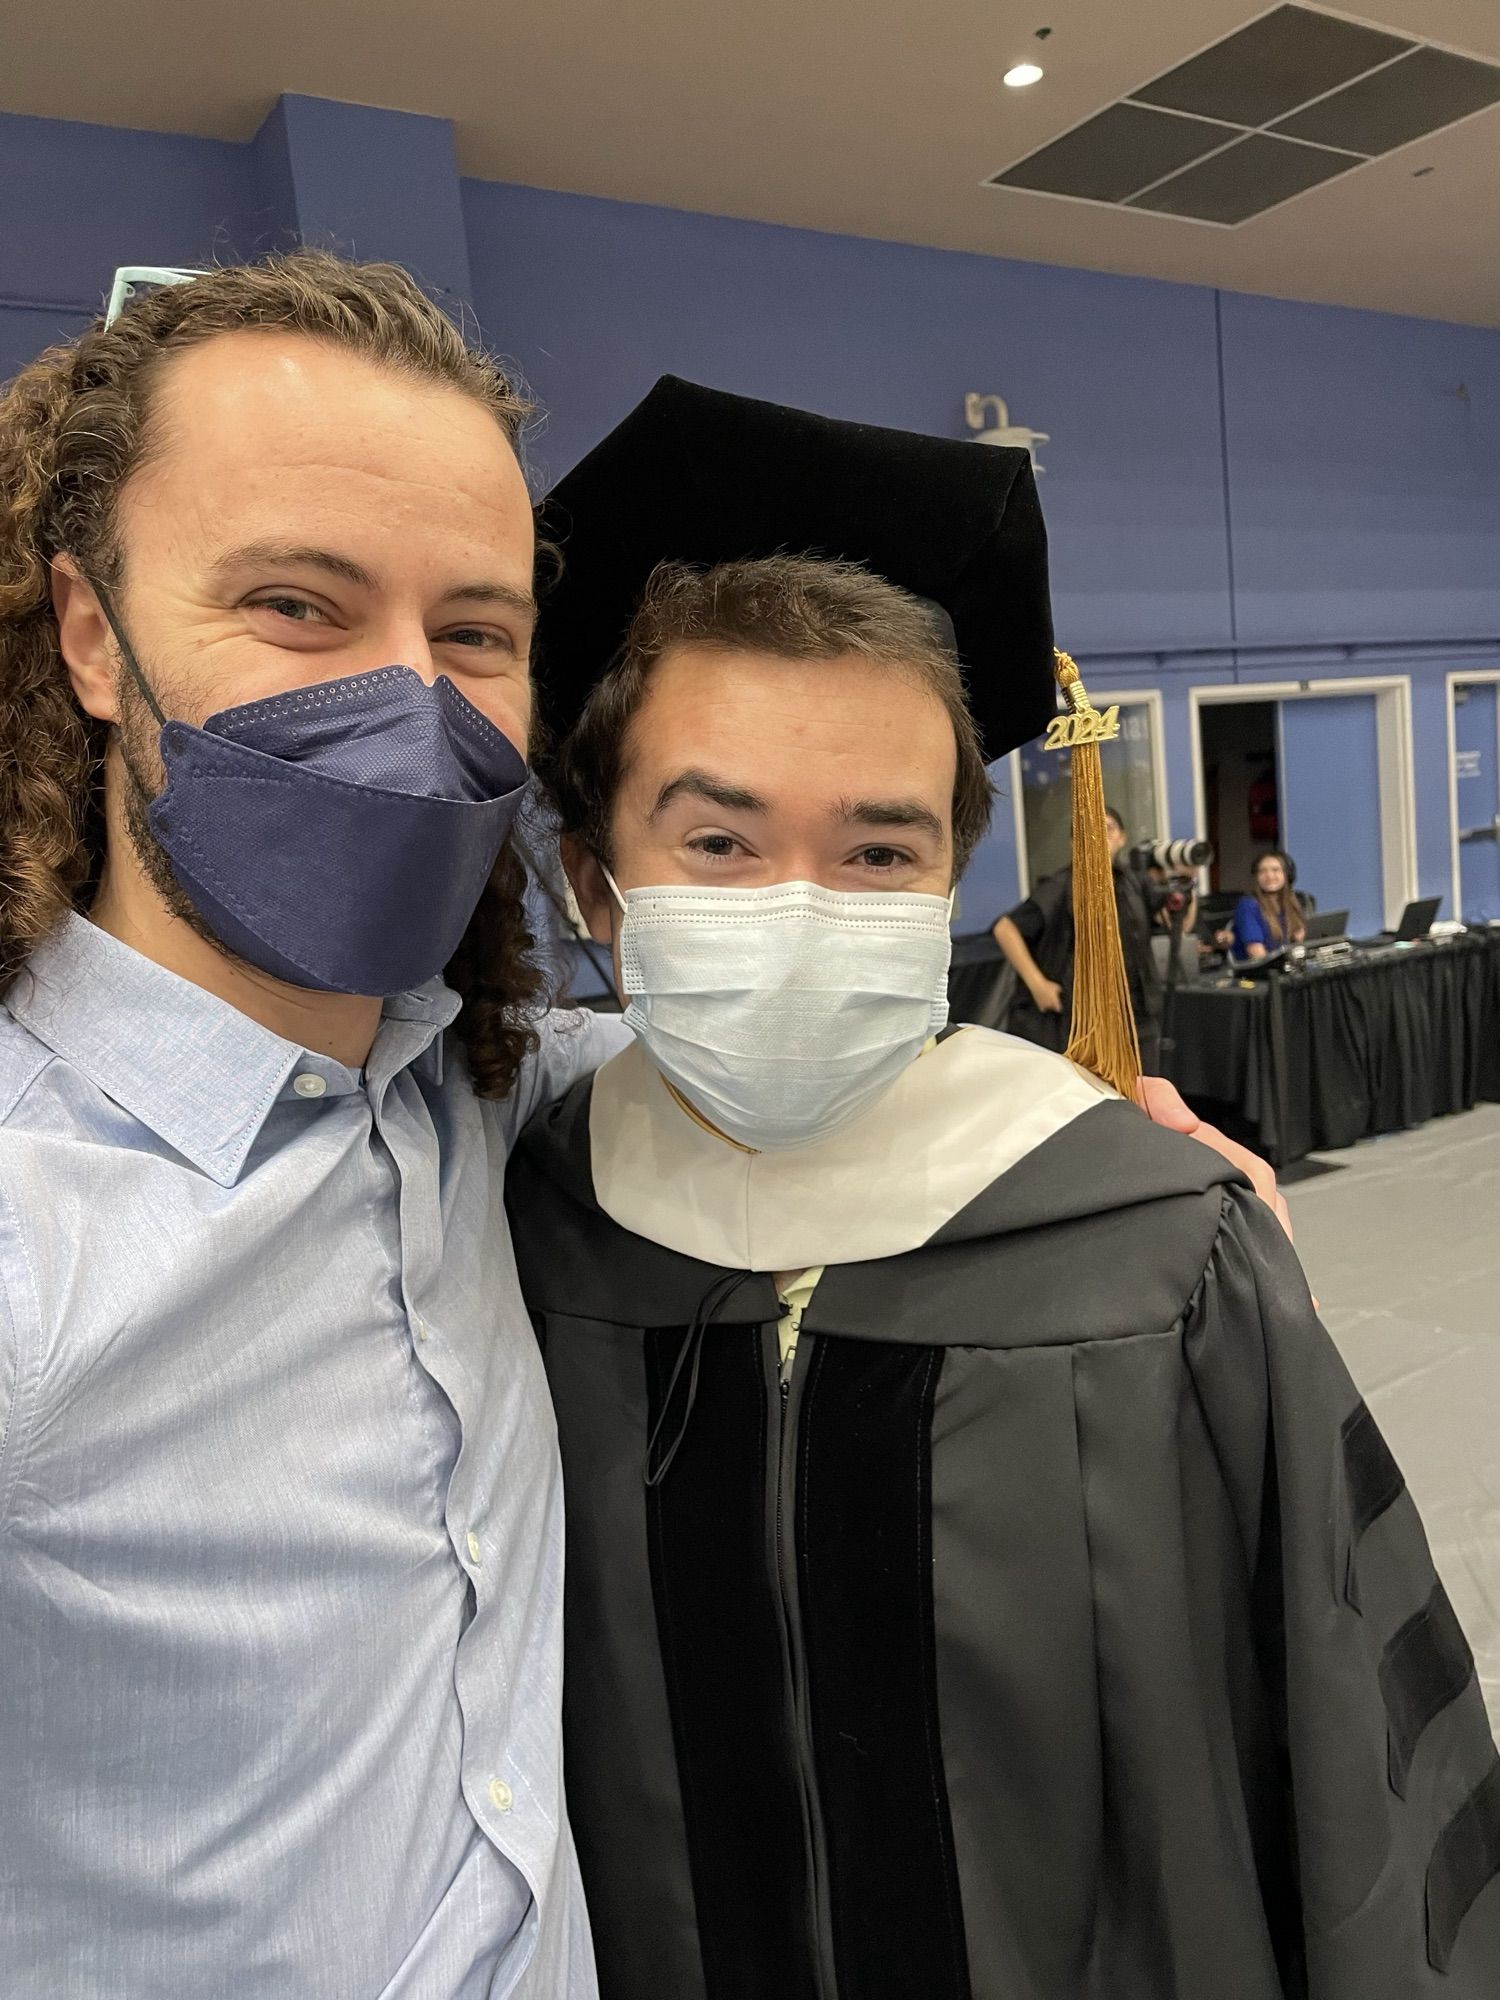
1135, 1075, 1293, 1245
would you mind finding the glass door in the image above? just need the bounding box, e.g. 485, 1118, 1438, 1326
1453, 680, 1500, 922
1017, 695, 1162, 888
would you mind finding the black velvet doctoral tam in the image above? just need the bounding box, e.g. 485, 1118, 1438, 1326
533, 375, 1057, 764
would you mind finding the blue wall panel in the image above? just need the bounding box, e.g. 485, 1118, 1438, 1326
1278, 694, 1385, 935
0, 113, 253, 381
460, 180, 1236, 660
254, 97, 474, 305
954, 769, 1022, 932
1220, 291, 1500, 647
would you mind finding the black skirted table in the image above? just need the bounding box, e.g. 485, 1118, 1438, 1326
945, 928, 1500, 1166
1162, 930, 1500, 1165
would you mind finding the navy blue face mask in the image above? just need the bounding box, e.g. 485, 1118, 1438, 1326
94, 591, 530, 996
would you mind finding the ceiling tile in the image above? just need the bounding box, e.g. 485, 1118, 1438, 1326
1128, 131, 1361, 225
991, 101, 1234, 206
1130, 4, 1414, 128
1273, 44, 1500, 155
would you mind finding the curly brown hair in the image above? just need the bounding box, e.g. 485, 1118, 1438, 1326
0, 248, 550, 1098
544, 554, 995, 874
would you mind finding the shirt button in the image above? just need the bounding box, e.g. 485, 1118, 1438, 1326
293, 1073, 327, 1098
489, 1778, 513, 1813
466, 1531, 482, 1565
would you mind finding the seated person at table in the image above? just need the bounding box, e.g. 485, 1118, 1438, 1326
506, 379, 1500, 2000
1230, 847, 1306, 959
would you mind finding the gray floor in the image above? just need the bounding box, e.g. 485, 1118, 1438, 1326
1285, 1103, 1500, 1732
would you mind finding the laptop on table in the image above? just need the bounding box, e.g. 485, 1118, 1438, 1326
1231, 910, 1347, 976
1359, 896, 1442, 947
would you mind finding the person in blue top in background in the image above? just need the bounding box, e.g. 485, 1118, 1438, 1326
1230, 848, 1306, 960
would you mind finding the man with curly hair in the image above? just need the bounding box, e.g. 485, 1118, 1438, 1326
0, 253, 628, 1999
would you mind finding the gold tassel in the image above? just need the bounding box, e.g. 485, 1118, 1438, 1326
1052, 650, 1142, 1103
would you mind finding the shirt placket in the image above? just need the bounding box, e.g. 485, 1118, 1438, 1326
367, 1060, 524, 1860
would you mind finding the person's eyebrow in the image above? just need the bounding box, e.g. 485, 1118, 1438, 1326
836, 796, 947, 843
436, 580, 537, 619
208, 543, 536, 620
648, 770, 769, 820
208, 542, 379, 591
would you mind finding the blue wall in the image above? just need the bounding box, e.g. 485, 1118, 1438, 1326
462, 178, 1500, 922
460, 183, 1237, 657
4, 101, 1498, 922
0, 115, 256, 367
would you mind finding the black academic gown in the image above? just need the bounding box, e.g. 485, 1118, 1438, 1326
506, 1029, 1500, 2000
1005, 861, 1162, 1066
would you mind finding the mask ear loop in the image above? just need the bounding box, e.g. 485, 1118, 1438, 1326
77, 569, 169, 730
576, 863, 627, 995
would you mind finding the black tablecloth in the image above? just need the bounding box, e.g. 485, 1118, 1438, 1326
945, 928, 1500, 1165
1164, 932, 1500, 1164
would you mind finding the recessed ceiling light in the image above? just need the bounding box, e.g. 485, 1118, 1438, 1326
1004, 62, 1045, 88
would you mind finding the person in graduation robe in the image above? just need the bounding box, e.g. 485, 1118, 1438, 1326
506, 378, 1500, 1999
994, 805, 1165, 1069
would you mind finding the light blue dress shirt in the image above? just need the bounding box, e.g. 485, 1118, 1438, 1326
0, 914, 629, 1999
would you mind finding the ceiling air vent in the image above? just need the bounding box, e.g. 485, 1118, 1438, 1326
987, 3, 1500, 226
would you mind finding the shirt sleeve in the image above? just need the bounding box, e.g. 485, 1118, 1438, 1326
1231, 896, 1269, 956
498, 1007, 634, 1148
1005, 896, 1047, 949
1011, 869, 1076, 948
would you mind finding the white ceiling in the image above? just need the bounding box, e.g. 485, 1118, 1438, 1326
5, 0, 1500, 325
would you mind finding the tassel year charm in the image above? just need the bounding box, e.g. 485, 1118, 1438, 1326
1048, 651, 1143, 1103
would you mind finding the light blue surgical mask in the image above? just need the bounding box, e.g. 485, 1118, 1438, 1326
605, 872, 954, 1151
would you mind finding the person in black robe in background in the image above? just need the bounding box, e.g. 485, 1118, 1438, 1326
508, 378, 1500, 1999
995, 806, 1165, 1071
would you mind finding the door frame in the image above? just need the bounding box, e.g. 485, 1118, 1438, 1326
1189, 677, 1417, 928
1446, 669, 1500, 922
1010, 686, 1168, 894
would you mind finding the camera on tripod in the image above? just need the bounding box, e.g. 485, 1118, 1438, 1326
1132, 841, 1218, 1058
1129, 838, 1214, 920
1130, 837, 1213, 874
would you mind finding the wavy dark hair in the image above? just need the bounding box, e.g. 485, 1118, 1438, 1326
0, 248, 549, 1098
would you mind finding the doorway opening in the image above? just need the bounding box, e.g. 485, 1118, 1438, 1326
1198, 701, 1279, 896
1191, 678, 1415, 938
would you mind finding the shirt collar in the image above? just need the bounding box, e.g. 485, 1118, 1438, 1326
4, 914, 460, 1187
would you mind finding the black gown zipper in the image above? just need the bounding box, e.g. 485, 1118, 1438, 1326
769, 1324, 839, 1999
